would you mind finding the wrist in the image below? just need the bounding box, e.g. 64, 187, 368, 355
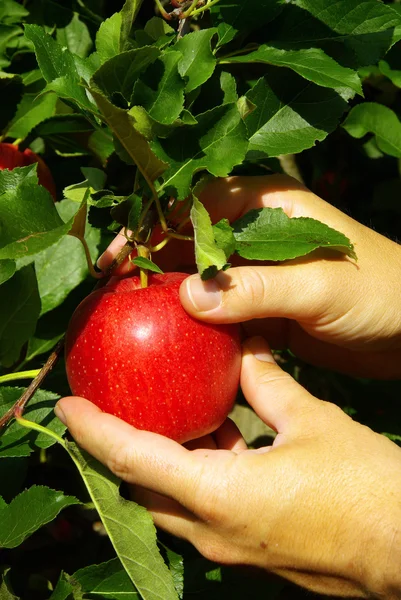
359, 497, 401, 597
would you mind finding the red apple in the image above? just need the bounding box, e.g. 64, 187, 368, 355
65, 272, 242, 443
0, 142, 57, 200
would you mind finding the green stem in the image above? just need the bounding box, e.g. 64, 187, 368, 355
189, 0, 221, 17
72, 235, 104, 279
155, 0, 172, 19
16, 416, 66, 447
181, 0, 199, 18
154, 195, 168, 233
137, 245, 150, 289
0, 370, 41, 385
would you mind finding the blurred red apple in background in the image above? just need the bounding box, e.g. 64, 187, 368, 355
0, 142, 57, 200
65, 272, 241, 443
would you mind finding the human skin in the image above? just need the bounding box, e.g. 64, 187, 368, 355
55, 337, 401, 597
57, 176, 401, 596
99, 175, 401, 379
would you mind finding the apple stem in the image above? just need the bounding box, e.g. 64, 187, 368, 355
137, 245, 151, 288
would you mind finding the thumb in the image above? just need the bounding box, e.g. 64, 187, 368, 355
241, 337, 320, 436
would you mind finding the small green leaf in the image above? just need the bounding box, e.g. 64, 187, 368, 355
96, 12, 123, 63
92, 46, 160, 104
213, 219, 236, 259
175, 29, 217, 93
90, 86, 168, 184
155, 103, 248, 199
0, 486, 80, 549
0, 567, 19, 600
34, 199, 100, 315
132, 257, 163, 274
132, 51, 185, 124
225, 46, 363, 95
233, 207, 356, 261
212, 0, 284, 48
0, 266, 40, 367
64, 442, 179, 600
5, 91, 57, 139
245, 73, 348, 158
71, 558, 139, 599
0, 260, 16, 286
0, 387, 65, 457
343, 102, 401, 158
56, 13, 92, 59
191, 196, 229, 280
0, 166, 73, 261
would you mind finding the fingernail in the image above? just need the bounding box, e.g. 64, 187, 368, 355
246, 336, 275, 363
185, 275, 222, 312
54, 402, 67, 425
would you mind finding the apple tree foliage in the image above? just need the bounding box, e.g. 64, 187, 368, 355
0, 0, 401, 598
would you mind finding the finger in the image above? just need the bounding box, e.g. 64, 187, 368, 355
132, 485, 198, 541
240, 337, 320, 435
212, 418, 248, 452
199, 174, 357, 233
179, 259, 356, 330
55, 397, 206, 513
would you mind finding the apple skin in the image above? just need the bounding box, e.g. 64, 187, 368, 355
65, 272, 242, 443
0, 143, 57, 200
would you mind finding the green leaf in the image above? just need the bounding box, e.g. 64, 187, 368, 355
95, 0, 143, 63
90, 86, 168, 184
96, 12, 123, 63
270, 0, 401, 69
72, 558, 140, 599
0, 166, 73, 261
64, 442, 179, 600
6, 91, 57, 139
0, 74, 24, 132
120, 0, 145, 49
0, 387, 66, 457
245, 72, 348, 158
24, 24, 77, 83
175, 29, 217, 93
132, 257, 163, 274
0, 266, 40, 367
191, 195, 229, 279
25, 24, 94, 113
0, 567, 19, 600
154, 103, 248, 199
213, 219, 236, 259
143, 17, 175, 47
225, 46, 362, 95
132, 51, 185, 124
0, 260, 16, 286
56, 13, 92, 59
343, 102, 401, 158
163, 546, 184, 600
48, 575, 76, 600
33, 199, 100, 315
379, 59, 401, 89
232, 207, 356, 261
0, 486, 80, 549
92, 46, 161, 105
212, 0, 284, 48
0, 0, 28, 25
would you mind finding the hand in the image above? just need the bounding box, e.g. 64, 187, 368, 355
55, 336, 401, 598
99, 175, 401, 379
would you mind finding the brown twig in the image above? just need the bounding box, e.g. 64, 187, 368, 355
0, 339, 64, 429
0, 241, 135, 432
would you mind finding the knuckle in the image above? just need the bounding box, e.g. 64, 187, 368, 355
224, 268, 269, 316
106, 443, 135, 481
